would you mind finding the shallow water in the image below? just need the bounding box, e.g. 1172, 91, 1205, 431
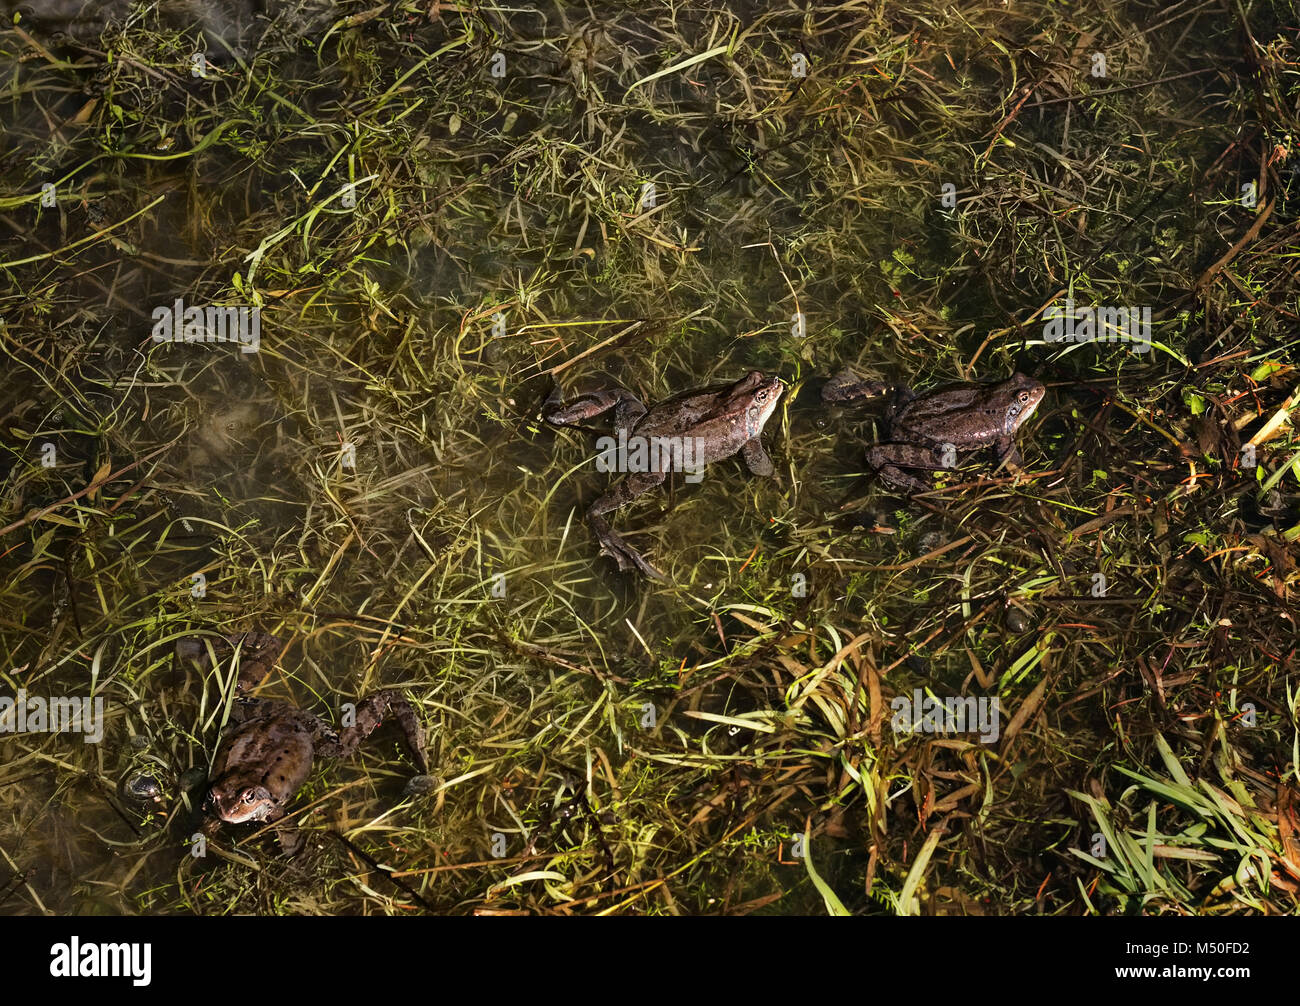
1, 3, 1297, 916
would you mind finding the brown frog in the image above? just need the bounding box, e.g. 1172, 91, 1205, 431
176, 633, 428, 848
823, 371, 1045, 493
542, 371, 784, 579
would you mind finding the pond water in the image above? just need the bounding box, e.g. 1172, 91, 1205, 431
1, 2, 1295, 916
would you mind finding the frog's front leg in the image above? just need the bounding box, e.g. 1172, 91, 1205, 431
586, 470, 668, 579
993, 435, 1025, 473
275, 823, 305, 856
739, 439, 775, 477
261, 808, 303, 856
246, 801, 301, 856
542, 387, 647, 436
313, 691, 428, 773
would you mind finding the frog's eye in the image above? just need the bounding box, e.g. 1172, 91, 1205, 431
756, 390, 768, 402
1019, 391, 1030, 403
242, 790, 258, 804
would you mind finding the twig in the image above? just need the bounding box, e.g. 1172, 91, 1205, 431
0, 442, 175, 538
328, 831, 436, 912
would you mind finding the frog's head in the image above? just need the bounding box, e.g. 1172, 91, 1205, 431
728, 371, 785, 438
206, 780, 278, 824
1001, 374, 1045, 434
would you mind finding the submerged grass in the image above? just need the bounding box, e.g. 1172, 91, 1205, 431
1, 0, 1299, 914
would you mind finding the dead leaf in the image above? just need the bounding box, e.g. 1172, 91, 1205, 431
86, 459, 112, 501
1276, 785, 1300, 880
1001, 675, 1049, 747
1250, 385, 1300, 446
71, 98, 98, 125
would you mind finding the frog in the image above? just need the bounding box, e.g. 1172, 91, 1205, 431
205, 692, 428, 828
175, 632, 428, 850
822, 370, 1045, 493
542, 370, 784, 579
188, 400, 261, 471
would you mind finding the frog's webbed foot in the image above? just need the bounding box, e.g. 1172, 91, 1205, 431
822, 370, 892, 404
585, 471, 668, 579
542, 386, 647, 436
589, 515, 666, 579
740, 438, 775, 477
315, 691, 428, 774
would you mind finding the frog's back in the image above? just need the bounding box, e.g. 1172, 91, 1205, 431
893, 376, 1037, 447
215, 711, 316, 796
632, 389, 739, 463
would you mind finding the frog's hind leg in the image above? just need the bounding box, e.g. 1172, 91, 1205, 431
586, 471, 668, 579
874, 464, 935, 494
313, 691, 428, 774
867, 443, 947, 494
542, 387, 647, 435
821, 370, 893, 404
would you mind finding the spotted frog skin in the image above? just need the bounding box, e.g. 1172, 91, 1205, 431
205, 692, 427, 826
542, 371, 784, 579
823, 371, 1045, 493
177, 633, 427, 845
